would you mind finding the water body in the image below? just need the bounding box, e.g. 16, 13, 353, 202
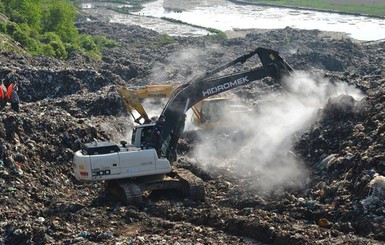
82, 0, 385, 41
82, 2, 211, 37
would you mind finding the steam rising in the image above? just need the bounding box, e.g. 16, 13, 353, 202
149, 47, 214, 84
119, 46, 365, 193
193, 71, 364, 192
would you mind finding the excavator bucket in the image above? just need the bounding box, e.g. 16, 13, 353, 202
117, 87, 151, 124
256, 47, 294, 81
117, 85, 179, 124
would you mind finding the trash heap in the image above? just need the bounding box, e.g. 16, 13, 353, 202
0, 20, 384, 244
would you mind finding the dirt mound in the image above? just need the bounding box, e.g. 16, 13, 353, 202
0, 20, 385, 244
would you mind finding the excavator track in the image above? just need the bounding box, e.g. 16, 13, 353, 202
106, 180, 143, 205
105, 169, 204, 205
175, 168, 205, 201
121, 181, 143, 205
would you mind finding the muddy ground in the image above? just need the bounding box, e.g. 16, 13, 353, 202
0, 16, 385, 245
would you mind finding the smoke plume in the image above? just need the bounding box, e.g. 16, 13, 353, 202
193, 71, 364, 192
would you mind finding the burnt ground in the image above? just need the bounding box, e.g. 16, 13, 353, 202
0, 18, 385, 244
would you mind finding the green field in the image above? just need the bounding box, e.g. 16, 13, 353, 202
245, 0, 385, 17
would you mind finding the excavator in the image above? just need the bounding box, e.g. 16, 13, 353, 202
73, 47, 294, 205
117, 84, 252, 128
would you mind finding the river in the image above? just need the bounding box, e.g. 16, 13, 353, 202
81, 0, 385, 41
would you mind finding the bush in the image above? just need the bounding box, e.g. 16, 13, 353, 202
159, 34, 175, 45
64, 42, 82, 54
84, 50, 102, 60
42, 0, 78, 42
9, 10, 26, 25
19, 23, 31, 36
1, 1, 116, 60
0, 3, 5, 13
49, 40, 67, 59
5, 22, 19, 35
93, 36, 118, 49
41, 43, 55, 57
12, 29, 28, 46
79, 34, 96, 51
40, 32, 61, 44
0, 22, 6, 33
25, 38, 42, 54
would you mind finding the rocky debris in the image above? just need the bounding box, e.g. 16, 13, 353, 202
0, 18, 385, 244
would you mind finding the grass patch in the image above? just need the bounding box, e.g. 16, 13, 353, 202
159, 34, 175, 45
244, 0, 385, 17
161, 17, 227, 39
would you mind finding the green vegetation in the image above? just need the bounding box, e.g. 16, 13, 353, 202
141, 34, 175, 49
0, 0, 118, 60
159, 34, 175, 45
0, 34, 26, 53
206, 28, 227, 39
246, 0, 385, 17
161, 17, 227, 39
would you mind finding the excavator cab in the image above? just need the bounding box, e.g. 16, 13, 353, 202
200, 98, 224, 123
131, 123, 156, 148
191, 97, 252, 128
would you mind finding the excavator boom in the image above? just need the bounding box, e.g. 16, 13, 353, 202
117, 85, 179, 124
156, 47, 293, 160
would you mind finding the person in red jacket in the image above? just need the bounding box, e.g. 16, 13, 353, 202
7, 82, 20, 112
0, 82, 6, 111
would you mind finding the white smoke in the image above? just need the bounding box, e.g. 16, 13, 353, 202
149, 47, 217, 84
116, 44, 365, 193
193, 71, 364, 192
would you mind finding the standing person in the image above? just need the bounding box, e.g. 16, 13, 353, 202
0, 82, 6, 111
7, 82, 20, 112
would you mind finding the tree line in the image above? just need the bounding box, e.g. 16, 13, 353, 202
0, 0, 118, 60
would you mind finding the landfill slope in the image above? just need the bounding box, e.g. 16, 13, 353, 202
0, 21, 385, 244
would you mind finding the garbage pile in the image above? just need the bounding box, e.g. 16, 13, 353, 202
0, 20, 384, 244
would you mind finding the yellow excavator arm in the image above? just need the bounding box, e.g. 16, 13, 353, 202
117, 84, 252, 127
117, 85, 179, 124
